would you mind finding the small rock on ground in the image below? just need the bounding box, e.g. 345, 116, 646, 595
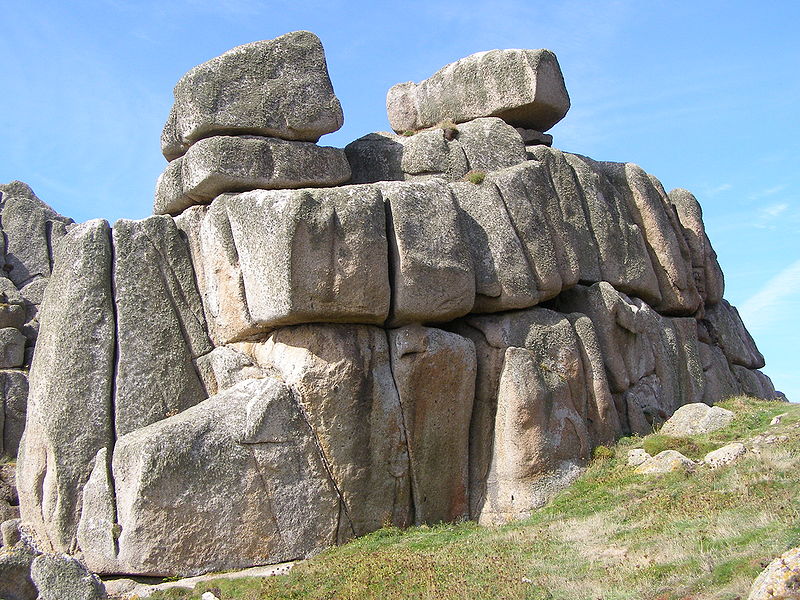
770, 413, 788, 426
634, 450, 695, 475
627, 448, 651, 467
704, 442, 747, 468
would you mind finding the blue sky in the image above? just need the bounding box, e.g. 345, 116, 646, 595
1, 1, 798, 399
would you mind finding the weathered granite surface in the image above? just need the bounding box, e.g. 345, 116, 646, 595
9, 31, 778, 580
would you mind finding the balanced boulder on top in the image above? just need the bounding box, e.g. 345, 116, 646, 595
154, 31, 351, 215
161, 30, 344, 160
386, 48, 570, 134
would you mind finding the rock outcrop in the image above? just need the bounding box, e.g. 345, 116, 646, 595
10, 30, 778, 578
0, 182, 73, 461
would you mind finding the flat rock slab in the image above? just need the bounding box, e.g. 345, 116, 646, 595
162, 31, 343, 160
154, 135, 351, 216
660, 403, 734, 437
109, 562, 295, 598
387, 48, 569, 133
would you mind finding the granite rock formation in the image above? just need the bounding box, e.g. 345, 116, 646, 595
8, 31, 777, 578
0, 182, 72, 464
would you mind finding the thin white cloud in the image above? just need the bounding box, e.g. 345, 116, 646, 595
753, 202, 790, 229
708, 183, 732, 195
764, 203, 789, 217
749, 184, 788, 200
739, 259, 800, 333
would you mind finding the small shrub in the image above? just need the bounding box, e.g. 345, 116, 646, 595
592, 445, 615, 462
401, 130, 416, 137
464, 170, 486, 185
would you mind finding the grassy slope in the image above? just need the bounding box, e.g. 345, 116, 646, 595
149, 397, 800, 600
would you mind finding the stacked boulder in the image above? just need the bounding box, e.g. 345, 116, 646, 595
154, 30, 351, 216
14, 31, 777, 579
0, 180, 73, 526
346, 48, 568, 184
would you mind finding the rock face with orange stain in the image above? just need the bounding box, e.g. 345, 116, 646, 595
11, 31, 778, 578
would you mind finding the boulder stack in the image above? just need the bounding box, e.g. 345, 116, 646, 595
348, 49, 570, 185
154, 31, 351, 216
10, 31, 779, 579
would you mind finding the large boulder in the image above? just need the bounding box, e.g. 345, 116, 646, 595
387, 49, 569, 133
111, 216, 212, 437
80, 378, 341, 576
162, 31, 344, 160
30, 553, 106, 600
454, 307, 620, 524
154, 136, 351, 216
242, 324, 413, 537
451, 179, 541, 313
345, 133, 405, 184
378, 179, 474, 325
195, 187, 390, 344
17, 220, 115, 554
388, 325, 476, 524
660, 402, 735, 437
346, 118, 527, 184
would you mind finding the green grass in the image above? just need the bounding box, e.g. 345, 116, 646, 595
146, 397, 799, 600
464, 170, 486, 184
